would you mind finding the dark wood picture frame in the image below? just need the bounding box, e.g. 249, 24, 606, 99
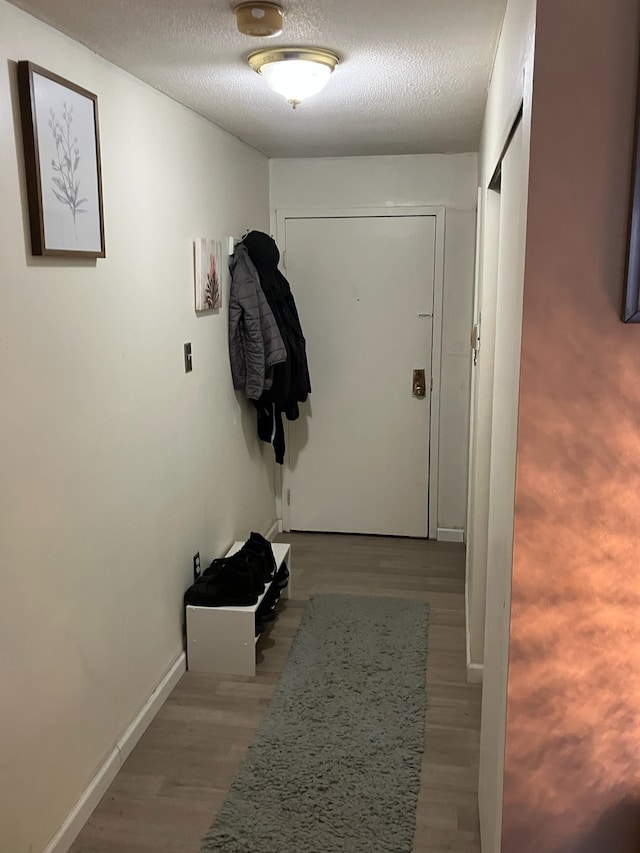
17, 61, 105, 258
623, 61, 640, 321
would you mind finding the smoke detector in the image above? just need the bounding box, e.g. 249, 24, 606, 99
235, 2, 284, 38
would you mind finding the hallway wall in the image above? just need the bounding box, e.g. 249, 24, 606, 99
0, 3, 275, 851
503, 0, 640, 850
270, 154, 477, 534
474, 0, 536, 850
470, 0, 536, 673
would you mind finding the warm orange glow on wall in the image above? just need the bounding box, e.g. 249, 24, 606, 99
502, 1, 640, 851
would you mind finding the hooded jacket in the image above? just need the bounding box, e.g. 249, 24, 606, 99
243, 231, 311, 409
228, 242, 287, 401
242, 231, 311, 464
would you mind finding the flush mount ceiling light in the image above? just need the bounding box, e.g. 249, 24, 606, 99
235, 2, 284, 38
248, 47, 340, 109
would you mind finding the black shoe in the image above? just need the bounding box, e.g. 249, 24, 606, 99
206, 552, 266, 592
260, 609, 276, 623
274, 564, 289, 590
261, 582, 280, 612
184, 555, 263, 607
198, 556, 233, 581
252, 539, 276, 580
184, 575, 259, 607
243, 533, 276, 581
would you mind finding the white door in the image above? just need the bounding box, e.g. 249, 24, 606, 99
282, 214, 437, 537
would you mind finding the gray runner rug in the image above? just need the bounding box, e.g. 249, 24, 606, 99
201, 593, 429, 853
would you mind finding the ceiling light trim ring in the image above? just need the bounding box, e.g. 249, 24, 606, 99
248, 47, 340, 74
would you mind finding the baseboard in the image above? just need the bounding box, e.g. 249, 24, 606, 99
115, 652, 186, 764
465, 579, 472, 674
43, 652, 187, 853
467, 663, 484, 684
43, 744, 121, 853
465, 583, 484, 684
437, 527, 465, 543
265, 519, 281, 541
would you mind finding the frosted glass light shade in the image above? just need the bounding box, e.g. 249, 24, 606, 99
248, 48, 339, 108
260, 59, 332, 106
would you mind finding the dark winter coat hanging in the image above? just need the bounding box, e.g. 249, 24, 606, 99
243, 231, 311, 463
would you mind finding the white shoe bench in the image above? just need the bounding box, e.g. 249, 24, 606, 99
186, 541, 291, 677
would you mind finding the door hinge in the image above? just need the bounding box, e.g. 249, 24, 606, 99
471, 322, 481, 351
430, 376, 433, 392
282, 251, 287, 271
471, 321, 481, 366
287, 488, 291, 506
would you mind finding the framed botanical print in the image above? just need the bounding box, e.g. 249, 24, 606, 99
17, 61, 106, 258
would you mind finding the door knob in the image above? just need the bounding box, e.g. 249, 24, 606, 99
413, 369, 426, 398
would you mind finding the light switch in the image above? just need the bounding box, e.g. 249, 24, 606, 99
184, 342, 193, 373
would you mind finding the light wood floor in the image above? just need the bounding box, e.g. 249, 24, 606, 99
70, 533, 481, 853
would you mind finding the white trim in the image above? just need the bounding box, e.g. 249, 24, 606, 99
465, 583, 483, 682
43, 746, 121, 853
467, 663, 484, 684
275, 205, 445, 539
43, 652, 186, 853
273, 457, 283, 529
429, 208, 446, 539
465, 187, 483, 585
264, 519, 281, 542
282, 415, 291, 533
437, 527, 465, 543
465, 573, 472, 666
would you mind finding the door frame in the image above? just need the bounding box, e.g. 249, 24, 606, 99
274, 205, 446, 539
465, 186, 484, 679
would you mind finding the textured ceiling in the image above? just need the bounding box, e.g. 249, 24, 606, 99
9, 0, 508, 158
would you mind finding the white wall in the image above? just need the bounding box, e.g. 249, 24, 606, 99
471, 1, 536, 664
468, 0, 537, 674
0, 3, 276, 852
480, 0, 537, 187
474, 0, 536, 850
270, 154, 477, 532
471, 0, 537, 663
479, 117, 531, 853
